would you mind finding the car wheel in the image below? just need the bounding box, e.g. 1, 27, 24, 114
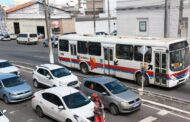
33, 79, 39, 88
110, 104, 119, 115
66, 119, 72, 122
80, 63, 89, 74
136, 73, 149, 87
36, 106, 44, 118
3, 95, 9, 104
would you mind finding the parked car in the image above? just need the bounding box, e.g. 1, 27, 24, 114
0, 59, 20, 75
111, 30, 117, 36
0, 109, 9, 122
96, 32, 108, 35
9, 33, 17, 40
42, 36, 58, 48
37, 33, 44, 39
0, 73, 33, 103
32, 86, 94, 122
32, 64, 79, 88
17, 33, 38, 45
0, 33, 10, 41
80, 76, 141, 115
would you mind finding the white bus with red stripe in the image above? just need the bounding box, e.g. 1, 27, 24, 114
58, 35, 190, 88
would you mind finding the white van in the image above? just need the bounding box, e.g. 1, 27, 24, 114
17, 33, 38, 44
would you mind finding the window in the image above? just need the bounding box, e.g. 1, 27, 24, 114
145, 47, 152, 63
84, 81, 95, 90
139, 21, 147, 32
88, 42, 101, 56
116, 44, 133, 60
19, 34, 27, 38
37, 68, 44, 75
78, 41, 88, 54
93, 83, 107, 93
51, 94, 63, 106
59, 39, 69, 52
42, 93, 52, 102
134, 46, 143, 61
30, 34, 37, 37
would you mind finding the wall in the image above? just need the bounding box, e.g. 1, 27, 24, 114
62, 18, 76, 33
75, 19, 117, 34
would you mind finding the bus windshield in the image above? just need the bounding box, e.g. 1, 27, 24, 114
170, 47, 189, 71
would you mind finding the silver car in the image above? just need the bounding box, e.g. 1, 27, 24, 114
80, 76, 141, 115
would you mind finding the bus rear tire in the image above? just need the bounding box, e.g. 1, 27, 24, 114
80, 63, 89, 74
136, 73, 149, 87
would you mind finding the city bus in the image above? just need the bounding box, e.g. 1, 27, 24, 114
58, 34, 190, 88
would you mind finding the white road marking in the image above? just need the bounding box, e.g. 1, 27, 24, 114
21, 69, 32, 73
186, 83, 190, 85
27, 118, 35, 122
33, 56, 48, 59
157, 110, 170, 116
9, 110, 20, 114
139, 116, 157, 122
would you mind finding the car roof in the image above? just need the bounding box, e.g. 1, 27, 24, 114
0, 73, 17, 80
84, 76, 116, 85
43, 86, 79, 97
0, 59, 7, 63
38, 64, 63, 70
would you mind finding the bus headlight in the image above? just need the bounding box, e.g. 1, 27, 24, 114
170, 75, 176, 81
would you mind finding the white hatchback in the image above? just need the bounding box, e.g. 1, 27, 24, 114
32, 87, 94, 122
32, 64, 80, 88
0, 60, 20, 75
0, 109, 9, 122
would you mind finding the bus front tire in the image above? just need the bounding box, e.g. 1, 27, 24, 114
136, 73, 149, 87
80, 63, 89, 74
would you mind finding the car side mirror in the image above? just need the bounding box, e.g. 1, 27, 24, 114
46, 75, 52, 79
58, 106, 65, 110
2, 109, 6, 114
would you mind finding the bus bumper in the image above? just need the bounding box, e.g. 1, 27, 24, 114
168, 73, 189, 88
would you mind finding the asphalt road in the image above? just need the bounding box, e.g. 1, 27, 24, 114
0, 69, 189, 122
0, 40, 190, 102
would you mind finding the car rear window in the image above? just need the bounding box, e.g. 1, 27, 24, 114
19, 34, 27, 38
30, 34, 37, 37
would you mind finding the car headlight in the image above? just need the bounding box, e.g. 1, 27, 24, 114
120, 101, 129, 107
9, 93, 17, 96
74, 115, 89, 122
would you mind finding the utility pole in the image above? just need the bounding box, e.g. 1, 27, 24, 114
178, 0, 183, 37
93, 0, 96, 34
164, 0, 168, 38
43, 0, 54, 64
108, 0, 111, 35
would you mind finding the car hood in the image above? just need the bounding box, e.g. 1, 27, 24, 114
5, 82, 32, 94
54, 74, 78, 85
114, 90, 139, 102
0, 115, 9, 122
0, 66, 19, 73
70, 101, 94, 118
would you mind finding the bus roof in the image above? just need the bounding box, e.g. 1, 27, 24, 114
59, 34, 187, 47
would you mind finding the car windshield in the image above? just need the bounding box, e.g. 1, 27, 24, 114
30, 34, 37, 37
0, 61, 12, 68
105, 80, 128, 94
2, 77, 24, 87
51, 68, 71, 78
63, 92, 90, 109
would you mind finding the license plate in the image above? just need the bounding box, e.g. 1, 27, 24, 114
133, 103, 139, 108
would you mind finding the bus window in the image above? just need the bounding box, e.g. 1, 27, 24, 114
59, 39, 69, 52
134, 46, 143, 61
116, 44, 133, 60
78, 41, 88, 54
145, 47, 152, 63
88, 42, 101, 56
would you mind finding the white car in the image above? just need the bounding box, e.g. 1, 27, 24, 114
9, 33, 17, 40
32, 87, 94, 122
17, 33, 38, 45
32, 64, 79, 88
0, 109, 9, 122
0, 60, 20, 75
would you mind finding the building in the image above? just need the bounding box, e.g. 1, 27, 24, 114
6, 1, 75, 37
86, 0, 104, 15
0, 6, 7, 33
117, 0, 190, 40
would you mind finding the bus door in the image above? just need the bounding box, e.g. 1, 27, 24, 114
154, 52, 167, 86
70, 44, 77, 68
103, 47, 115, 75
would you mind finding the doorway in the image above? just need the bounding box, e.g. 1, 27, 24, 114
14, 22, 20, 34
37, 26, 45, 38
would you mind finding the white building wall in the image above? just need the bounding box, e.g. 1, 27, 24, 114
75, 19, 117, 34
183, 7, 190, 40
117, 9, 164, 37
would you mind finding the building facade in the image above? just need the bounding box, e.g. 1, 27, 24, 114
6, 1, 75, 37
0, 6, 7, 33
117, 0, 190, 40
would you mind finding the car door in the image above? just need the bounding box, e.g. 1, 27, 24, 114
82, 81, 96, 96
41, 93, 54, 116
0, 81, 4, 99
43, 70, 55, 87
50, 94, 67, 121
36, 68, 50, 86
